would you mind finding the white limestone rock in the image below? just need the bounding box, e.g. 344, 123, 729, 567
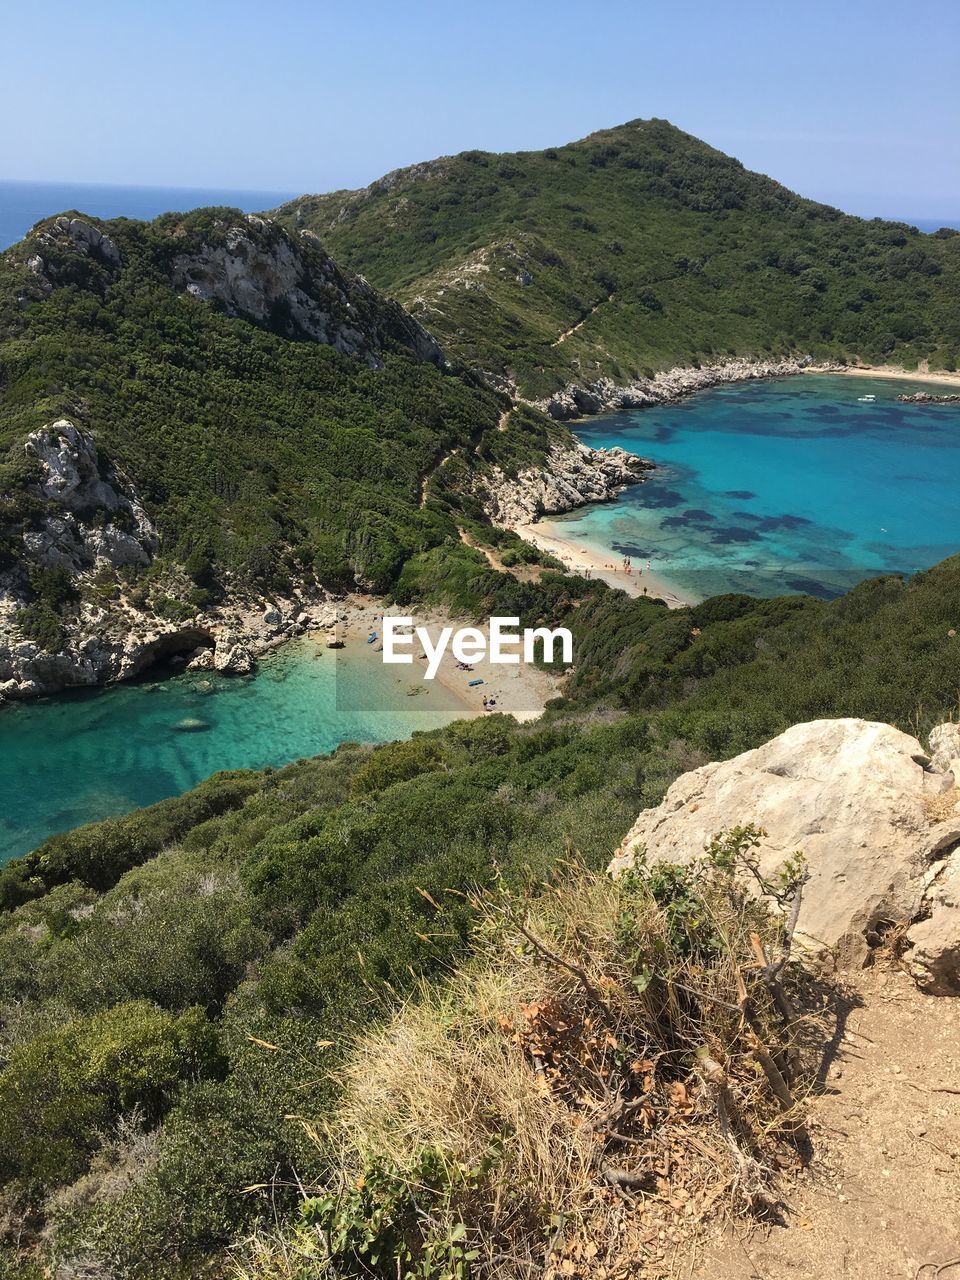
479, 440, 653, 527
537, 356, 813, 421
610, 718, 960, 992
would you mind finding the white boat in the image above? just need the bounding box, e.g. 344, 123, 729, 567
857, 394, 876, 402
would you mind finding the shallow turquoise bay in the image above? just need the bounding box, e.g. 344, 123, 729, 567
3, 374, 959, 863
559, 374, 960, 600
0, 640, 463, 862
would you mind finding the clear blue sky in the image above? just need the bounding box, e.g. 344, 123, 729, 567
2, 0, 957, 220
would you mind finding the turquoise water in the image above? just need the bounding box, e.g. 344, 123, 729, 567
0, 641, 464, 862
557, 374, 960, 601
4, 373, 959, 862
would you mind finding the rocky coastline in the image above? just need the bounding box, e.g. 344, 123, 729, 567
0, 419, 342, 705
477, 439, 654, 527
897, 391, 960, 404
0, 581, 341, 706
533, 354, 814, 420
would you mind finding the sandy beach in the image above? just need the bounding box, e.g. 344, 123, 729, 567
806, 363, 960, 388
336, 598, 564, 723
511, 521, 695, 608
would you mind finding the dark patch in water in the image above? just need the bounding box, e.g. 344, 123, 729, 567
710, 527, 763, 545
724, 490, 755, 500
642, 486, 685, 509
610, 542, 653, 559
652, 426, 675, 443
731, 511, 814, 532
662, 508, 717, 531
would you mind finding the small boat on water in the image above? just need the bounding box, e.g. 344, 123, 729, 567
857, 394, 876, 402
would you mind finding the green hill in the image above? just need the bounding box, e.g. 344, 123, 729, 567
276, 118, 960, 397
0, 208, 592, 690
0, 207, 505, 599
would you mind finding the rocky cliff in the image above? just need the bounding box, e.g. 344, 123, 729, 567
610, 718, 960, 994
0, 420, 338, 702
24, 212, 443, 369
478, 439, 653, 526
535, 355, 814, 420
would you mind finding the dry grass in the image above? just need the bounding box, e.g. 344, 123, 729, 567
922, 784, 960, 824
234, 838, 815, 1280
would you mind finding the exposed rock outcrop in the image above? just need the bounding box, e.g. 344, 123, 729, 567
478, 440, 653, 527
168, 215, 443, 369
536, 356, 813, 421
0, 419, 339, 702
21, 211, 443, 370
610, 718, 960, 994
897, 391, 960, 404
26, 216, 122, 290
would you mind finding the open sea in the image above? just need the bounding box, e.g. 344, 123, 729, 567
0, 179, 295, 250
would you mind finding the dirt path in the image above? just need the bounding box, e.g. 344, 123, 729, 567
553, 292, 615, 346
457, 526, 544, 582
699, 966, 960, 1280
417, 409, 513, 508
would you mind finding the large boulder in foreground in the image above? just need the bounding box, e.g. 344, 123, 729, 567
610, 719, 960, 993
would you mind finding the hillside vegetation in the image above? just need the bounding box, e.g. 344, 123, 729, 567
277, 118, 960, 396
1, 552, 959, 1274
0, 208, 564, 617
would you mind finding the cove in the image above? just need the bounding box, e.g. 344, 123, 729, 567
553, 374, 960, 601
0, 638, 465, 863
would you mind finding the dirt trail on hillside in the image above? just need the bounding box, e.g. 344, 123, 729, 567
553, 292, 616, 346
698, 966, 960, 1280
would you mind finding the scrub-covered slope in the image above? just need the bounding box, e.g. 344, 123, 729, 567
277, 118, 960, 398
1, 554, 959, 1276
0, 208, 636, 698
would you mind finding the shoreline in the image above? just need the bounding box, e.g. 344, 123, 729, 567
338, 597, 563, 723
511, 521, 695, 609
806, 363, 960, 388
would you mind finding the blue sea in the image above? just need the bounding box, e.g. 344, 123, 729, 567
554, 374, 960, 602
0, 179, 296, 250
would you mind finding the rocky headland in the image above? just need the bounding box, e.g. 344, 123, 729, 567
0, 419, 341, 703
477, 438, 653, 526
897, 390, 960, 404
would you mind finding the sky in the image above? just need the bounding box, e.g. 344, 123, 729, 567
1, 0, 957, 221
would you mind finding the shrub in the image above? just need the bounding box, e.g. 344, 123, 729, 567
0, 1002, 224, 1193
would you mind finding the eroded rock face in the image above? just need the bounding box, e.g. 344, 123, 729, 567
14, 420, 157, 579
26, 217, 122, 287
479, 440, 653, 526
537, 356, 813, 421
0, 420, 342, 702
609, 718, 960, 994
169, 216, 443, 368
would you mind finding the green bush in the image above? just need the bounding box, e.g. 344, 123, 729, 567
0, 1002, 223, 1193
